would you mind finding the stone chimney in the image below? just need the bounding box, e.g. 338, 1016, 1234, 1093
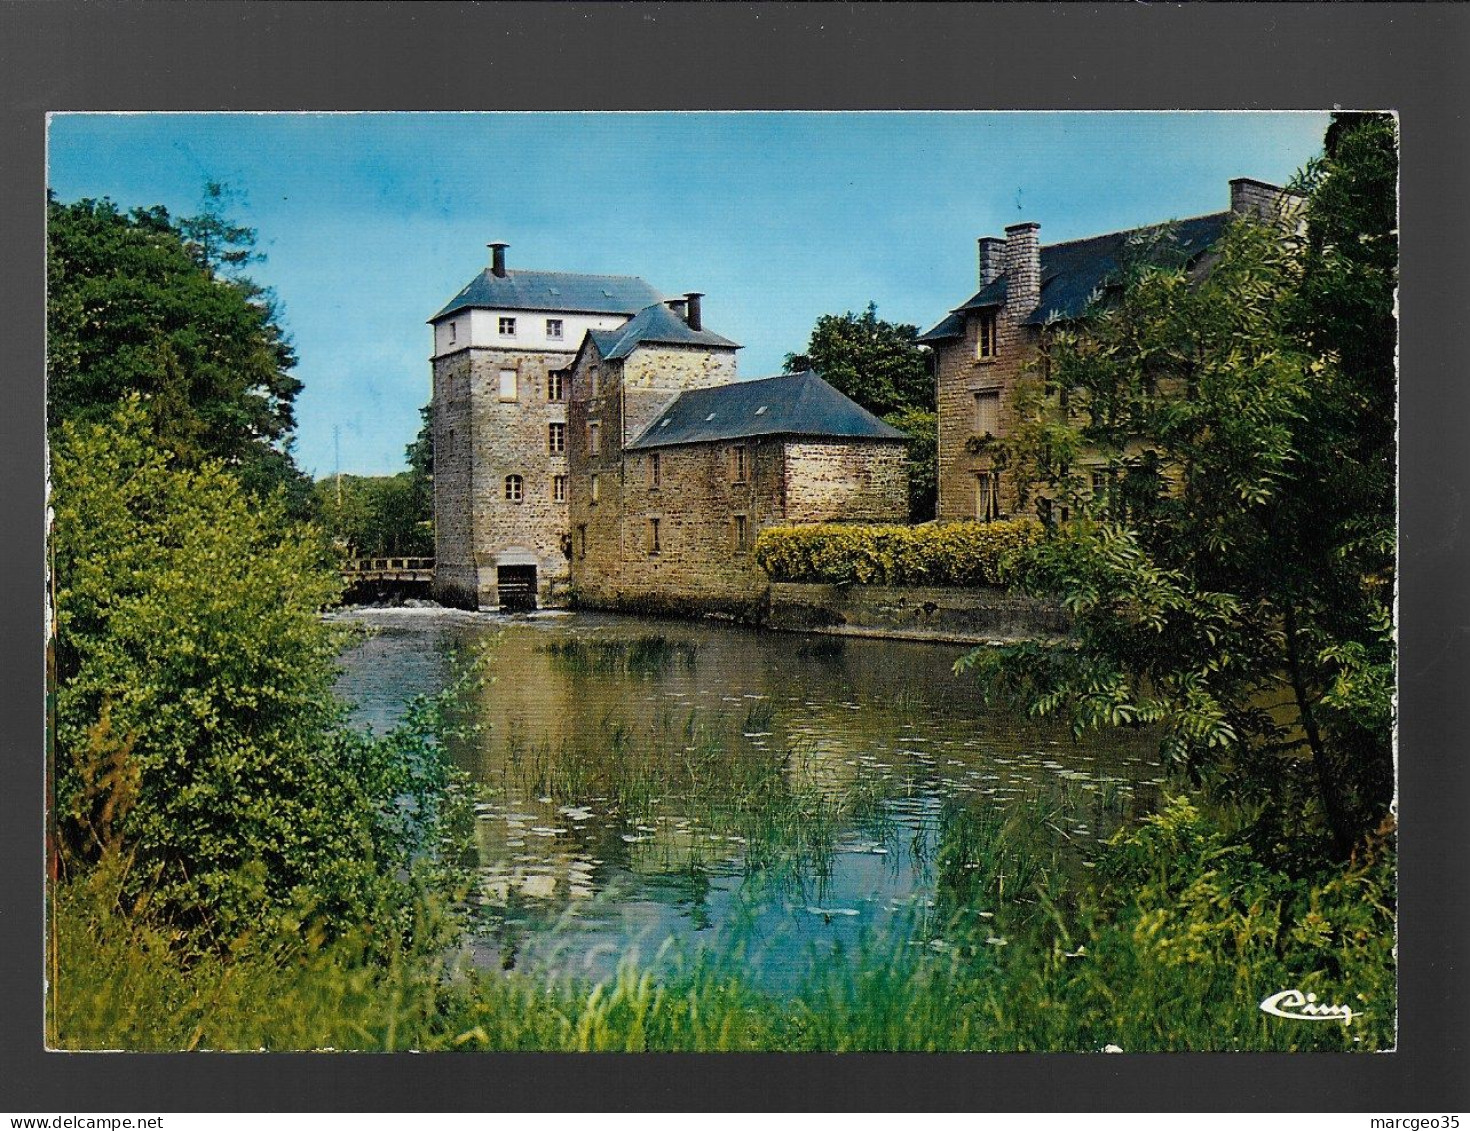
1229, 178, 1289, 221
977, 236, 1006, 287
1003, 222, 1041, 315
684, 292, 704, 331
666, 297, 688, 320
488, 241, 509, 278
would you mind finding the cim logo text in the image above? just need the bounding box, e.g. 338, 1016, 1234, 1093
1258, 988, 1360, 1025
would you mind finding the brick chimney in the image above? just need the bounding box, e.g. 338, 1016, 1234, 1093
977, 236, 1006, 287
488, 241, 509, 278
685, 292, 704, 331
1229, 178, 1288, 221
1003, 222, 1041, 315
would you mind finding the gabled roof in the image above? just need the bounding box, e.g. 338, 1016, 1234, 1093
917, 212, 1231, 342
625, 370, 908, 451
587, 302, 741, 360
431, 269, 665, 322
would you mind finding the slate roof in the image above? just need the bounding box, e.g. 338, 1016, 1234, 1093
625, 370, 908, 451
431, 269, 665, 322
917, 212, 1231, 342
587, 302, 741, 360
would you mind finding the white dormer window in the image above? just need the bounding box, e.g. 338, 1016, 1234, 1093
755, 405, 767, 416
499, 317, 517, 336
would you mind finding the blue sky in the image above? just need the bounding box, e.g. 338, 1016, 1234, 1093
48, 112, 1331, 477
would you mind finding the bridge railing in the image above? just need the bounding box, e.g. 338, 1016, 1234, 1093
342, 557, 435, 575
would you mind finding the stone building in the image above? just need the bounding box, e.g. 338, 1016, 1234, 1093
919, 177, 1295, 522
566, 300, 908, 616
427, 242, 666, 608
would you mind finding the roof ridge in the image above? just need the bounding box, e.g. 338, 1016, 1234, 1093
473, 267, 659, 283
1039, 210, 1231, 252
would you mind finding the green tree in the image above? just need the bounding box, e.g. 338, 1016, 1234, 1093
50, 400, 448, 936
783, 302, 934, 417
786, 303, 936, 519
405, 401, 435, 544
47, 194, 310, 512
961, 115, 1396, 858
315, 472, 433, 558
881, 406, 937, 522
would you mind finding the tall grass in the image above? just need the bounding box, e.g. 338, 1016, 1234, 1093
542, 634, 699, 675
52, 790, 1395, 1052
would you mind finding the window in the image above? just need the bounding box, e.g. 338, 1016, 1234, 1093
977, 310, 998, 359
498, 368, 518, 402
546, 318, 564, 340
647, 517, 661, 555
588, 422, 601, 456
548, 422, 566, 454
448, 320, 457, 345
974, 390, 1000, 437
649, 452, 661, 488
977, 470, 1002, 522
504, 474, 524, 503
547, 371, 565, 401
498, 317, 516, 336
734, 514, 749, 552
553, 475, 567, 502
577, 524, 587, 559
731, 444, 747, 482
589, 367, 601, 397
1092, 469, 1113, 514
590, 474, 600, 504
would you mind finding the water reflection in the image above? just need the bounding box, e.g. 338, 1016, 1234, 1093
334, 607, 1162, 985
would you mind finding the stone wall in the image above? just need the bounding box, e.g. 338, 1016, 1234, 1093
432, 345, 574, 607
783, 441, 908, 524
566, 344, 627, 605
934, 302, 1043, 522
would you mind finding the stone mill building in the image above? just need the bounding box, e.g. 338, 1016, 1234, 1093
428, 242, 666, 608
429, 244, 908, 611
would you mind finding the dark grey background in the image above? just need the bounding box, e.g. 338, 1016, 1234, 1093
3, 1, 1465, 1113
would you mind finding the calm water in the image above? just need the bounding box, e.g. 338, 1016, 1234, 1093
334, 607, 1164, 986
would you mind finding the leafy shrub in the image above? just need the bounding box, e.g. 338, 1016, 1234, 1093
984, 796, 1397, 1051
50, 400, 459, 939
754, 519, 1041, 587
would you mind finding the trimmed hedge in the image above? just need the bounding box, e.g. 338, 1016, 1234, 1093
754, 519, 1042, 588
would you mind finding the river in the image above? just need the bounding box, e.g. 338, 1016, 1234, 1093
334, 607, 1164, 987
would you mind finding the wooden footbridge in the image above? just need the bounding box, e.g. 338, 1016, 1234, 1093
340, 556, 435, 601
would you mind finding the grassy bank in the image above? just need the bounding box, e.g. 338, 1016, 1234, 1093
51, 794, 1394, 1053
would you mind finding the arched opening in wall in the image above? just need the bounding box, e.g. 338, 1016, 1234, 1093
496, 547, 538, 612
